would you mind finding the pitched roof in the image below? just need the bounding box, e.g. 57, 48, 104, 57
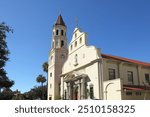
54, 15, 66, 26
101, 53, 150, 67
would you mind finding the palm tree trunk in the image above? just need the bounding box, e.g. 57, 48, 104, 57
41, 82, 44, 100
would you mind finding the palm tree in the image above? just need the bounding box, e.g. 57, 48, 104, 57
42, 62, 48, 73
36, 75, 46, 100
42, 62, 48, 85
36, 75, 46, 87
42, 62, 48, 92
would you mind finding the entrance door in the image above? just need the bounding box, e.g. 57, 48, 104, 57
74, 87, 78, 100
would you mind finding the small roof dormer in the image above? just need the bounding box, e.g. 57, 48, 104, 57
54, 14, 66, 27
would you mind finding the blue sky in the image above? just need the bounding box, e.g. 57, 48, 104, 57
0, 0, 150, 93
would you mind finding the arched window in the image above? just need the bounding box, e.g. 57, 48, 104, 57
75, 33, 77, 38
51, 56, 53, 61
61, 30, 64, 35
75, 41, 77, 47
51, 56, 53, 64
61, 40, 64, 47
56, 30, 59, 35
74, 54, 78, 66
70, 45, 73, 50
80, 37, 82, 43
50, 73, 52, 77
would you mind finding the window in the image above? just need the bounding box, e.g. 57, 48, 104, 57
75, 33, 77, 38
74, 54, 78, 66
136, 92, 141, 96
126, 92, 132, 96
128, 71, 134, 84
61, 30, 63, 35
80, 37, 82, 43
50, 73, 52, 77
75, 41, 77, 47
89, 84, 94, 99
145, 74, 150, 83
70, 45, 73, 50
108, 68, 116, 80
61, 40, 64, 47
51, 56, 53, 63
56, 30, 59, 35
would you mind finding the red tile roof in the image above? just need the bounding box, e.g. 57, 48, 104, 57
123, 84, 150, 90
101, 53, 150, 67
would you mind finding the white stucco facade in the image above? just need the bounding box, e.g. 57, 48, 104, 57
60, 28, 103, 100
47, 15, 150, 100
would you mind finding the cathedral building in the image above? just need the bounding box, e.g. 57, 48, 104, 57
48, 15, 150, 100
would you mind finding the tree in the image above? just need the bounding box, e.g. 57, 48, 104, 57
42, 61, 48, 86
0, 78, 14, 90
0, 88, 14, 100
42, 62, 48, 73
36, 75, 46, 100
36, 75, 46, 87
0, 22, 14, 92
23, 85, 47, 100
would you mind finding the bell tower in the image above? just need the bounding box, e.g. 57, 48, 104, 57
48, 15, 68, 100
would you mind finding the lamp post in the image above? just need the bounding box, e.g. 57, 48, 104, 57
105, 82, 114, 100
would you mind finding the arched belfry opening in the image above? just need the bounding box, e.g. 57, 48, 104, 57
61, 40, 64, 47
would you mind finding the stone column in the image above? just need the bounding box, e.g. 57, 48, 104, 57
79, 82, 81, 100
77, 80, 81, 100
67, 82, 70, 100
69, 81, 73, 100
81, 78, 85, 99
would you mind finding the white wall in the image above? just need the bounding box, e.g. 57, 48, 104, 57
61, 28, 103, 99
103, 79, 122, 100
